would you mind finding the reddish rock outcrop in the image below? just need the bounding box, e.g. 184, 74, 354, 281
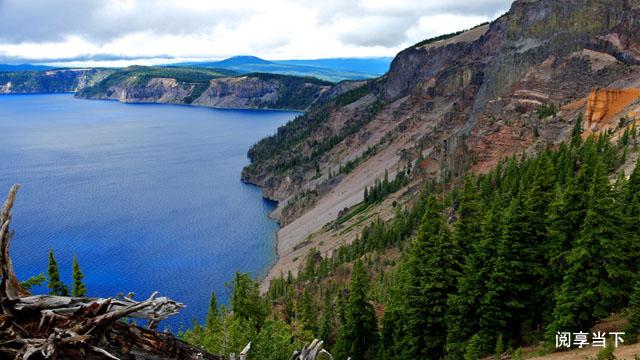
584, 88, 640, 132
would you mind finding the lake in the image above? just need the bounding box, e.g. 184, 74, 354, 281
0, 94, 296, 329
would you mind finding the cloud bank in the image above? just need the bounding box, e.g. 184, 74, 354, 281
0, 0, 512, 66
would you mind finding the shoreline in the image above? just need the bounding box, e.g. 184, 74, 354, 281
74, 94, 310, 113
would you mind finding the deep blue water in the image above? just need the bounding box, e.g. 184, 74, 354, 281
0, 94, 296, 330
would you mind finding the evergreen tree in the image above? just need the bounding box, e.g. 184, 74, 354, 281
201, 291, 223, 354
547, 160, 632, 341
206, 291, 221, 331
71, 256, 86, 297
622, 158, 640, 274
525, 153, 556, 324
333, 260, 378, 360
383, 195, 460, 359
230, 272, 267, 329
446, 199, 501, 358
300, 289, 316, 333
318, 291, 335, 345
479, 193, 541, 349
464, 334, 483, 360
47, 249, 68, 296
453, 176, 483, 253
380, 267, 405, 360
571, 114, 584, 148
625, 272, 640, 343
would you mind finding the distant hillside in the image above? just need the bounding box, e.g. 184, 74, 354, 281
0, 64, 54, 72
170, 56, 391, 82
215, 55, 271, 66
0, 68, 114, 94
76, 66, 335, 110
76, 66, 236, 102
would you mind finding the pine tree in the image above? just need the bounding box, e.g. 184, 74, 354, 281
571, 114, 584, 148
622, 158, 640, 274
446, 199, 501, 358
453, 176, 483, 253
47, 249, 68, 296
525, 153, 556, 324
283, 286, 295, 323
547, 160, 632, 341
206, 291, 221, 331
333, 260, 378, 360
382, 195, 460, 359
380, 267, 405, 360
71, 256, 86, 297
625, 272, 640, 343
230, 272, 267, 329
318, 291, 335, 345
412, 221, 460, 358
479, 193, 541, 349
545, 141, 595, 289
199, 291, 224, 354
464, 334, 483, 360
300, 289, 316, 333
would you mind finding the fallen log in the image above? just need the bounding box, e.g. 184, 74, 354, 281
0, 185, 224, 360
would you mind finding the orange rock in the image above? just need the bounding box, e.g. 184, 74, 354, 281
584, 88, 640, 129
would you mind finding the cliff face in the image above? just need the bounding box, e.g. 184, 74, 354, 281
247, 0, 640, 200
0, 69, 113, 94
584, 88, 640, 132
193, 74, 332, 110
81, 77, 203, 104
76, 69, 332, 111
245, 0, 640, 283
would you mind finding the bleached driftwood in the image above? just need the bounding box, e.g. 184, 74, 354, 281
0, 184, 223, 360
289, 339, 333, 360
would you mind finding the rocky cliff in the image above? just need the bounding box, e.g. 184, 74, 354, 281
76, 67, 333, 111
584, 88, 640, 132
245, 0, 640, 285
0, 68, 113, 94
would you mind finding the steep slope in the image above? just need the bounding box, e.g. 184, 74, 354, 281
193, 73, 333, 110
0, 68, 113, 94
244, 0, 640, 287
76, 66, 333, 111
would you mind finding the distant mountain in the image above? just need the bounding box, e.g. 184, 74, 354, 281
216, 55, 272, 66
170, 56, 392, 82
0, 68, 113, 94
0, 64, 55, 72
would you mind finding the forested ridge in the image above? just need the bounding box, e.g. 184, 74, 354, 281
183, 118, 640, 359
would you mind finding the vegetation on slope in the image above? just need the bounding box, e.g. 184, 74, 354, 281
243, 72, 332, 110
189, 119, 640, 359
76, 67, 330, 109
0, 69, 100, 93
413, 22, 490, 47
77, 66, 236, 103
244, 93, 383, 180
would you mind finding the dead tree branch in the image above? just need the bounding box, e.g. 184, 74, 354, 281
0, 185, 224, 360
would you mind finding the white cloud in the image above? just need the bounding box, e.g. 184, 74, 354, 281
0, 0, 513, 65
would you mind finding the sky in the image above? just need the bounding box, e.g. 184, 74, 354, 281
0, 0, 513, 67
